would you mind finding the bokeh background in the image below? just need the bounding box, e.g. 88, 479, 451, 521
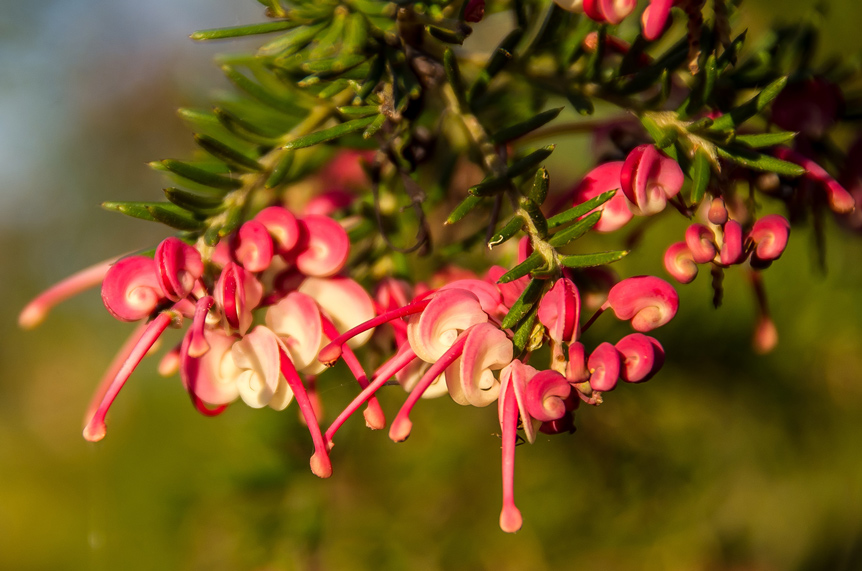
2, 1, 862, 569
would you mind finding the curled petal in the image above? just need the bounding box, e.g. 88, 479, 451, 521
748, 214, 790, 267
232, 220, 274, 273
101, 256, 166, 322
719, 220, 745, 266
299, 277, 376, 348
664, 242, 698, 284
265, 292, 323, 372
588, 342, 621, 392
525, 370, 571, 422
407, 289, 488, 363
615, 333, 664, 383
570, 162, 633, 232
566, 342, 590, 384
641, 0, 674, 40
155, 237, 204, 302
621, 145, 684, 216
584, 0, 636, 24
439, 279, 504, 319
446, 323, 512, 407
295, 215, 350, 277
254, 206, 300, 256
537, 277, 581, 345
606, 276, 679, 332
214, 262, 263, 334
685, 224, 717, 264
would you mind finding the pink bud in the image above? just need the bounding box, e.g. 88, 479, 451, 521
525, 370, 571, 422
719, 219, 744, 266
620, 145, 684, 216
664, 242, 698, 284
214, 262, 263, 334
753, 314, 778, 354
685, 224, 717, 264
606, 276, 679, 332
748, 214, 790, 267
303, 190, 355, 217
294, 215, 350, 277
588, 342, 621, 392
537, 277, 581, 345
254, 206, 300, 255
641, 0, 675, 40
615, 333, 664, 383
566, 342, 590, 384
708, 197, 728, 225
570, 162, 634, 232
155, 238, 204, 302
464, 0, 485, 22
583, 0, 637, 24
101, 256, 166, 322
231, 220, 274, 272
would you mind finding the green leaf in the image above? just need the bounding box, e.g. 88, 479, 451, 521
639, 114, 678, 158
501, 278, 546, 330
337, 104, 379, 117
559, 250, 629, 268
357, 54, 385, 101
282, 115, 378, 150
257, 21, 328, 57
362, 113, 387, 138
265, 151, 294, 189
164, 188, 226, 213
301, 54, 368, 76
497, 253, 544, 283
342, 13, 369, 54
446, 195, 483, 224
527, 166, 550, 205
511, 310, 538, 355
507, 145, 555, 178
443, 48, 467, 108
709, 76, 788, 131
488, 215, 524, 248
194, 134, 264, 172
213, 107, 282, 145
102, 201, 205, 231
689, 148, 710, 204
548, 189, 615, 229
221, 66, 306, 115
734, 131, 797, 148
191, 20, 295, 41
468, 28, 523, 104
548, 210, 601, 248
151, 160, 243, 191
490, 108, 563, 144
566, 89, 594, 116
715, 145, 806, 176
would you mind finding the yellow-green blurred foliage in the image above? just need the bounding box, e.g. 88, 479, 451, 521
2, 1, 862, 569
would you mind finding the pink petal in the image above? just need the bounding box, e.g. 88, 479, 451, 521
719, 220, 744, 266
588, 342, 621, 392
232, 220, 274, 273
232, 326, 284, 408
498, 380, 523, 534
616, 333, 664, 383
181, 327, 240, 407
748, 214, 790, 266
606, 276, 679, 332
254, 206, 301, 255
439, 279, 504, 319
101, 256, 166, 322
447, 323, 512, 407
525, 370, 571, 422
265, 292, 323, 371
570, 161, 633, 232
294, 215, 350, 277
155, 237, 204, 301
685, 224, 717, 264
537, 277, 581, 345
664, 242, 698, 284
642, 0, 674, 40
499, 359, 539, 444
406, 289, 488, 363
298, 276, 376, 348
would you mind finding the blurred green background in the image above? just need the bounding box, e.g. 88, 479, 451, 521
2, 1, 862, 569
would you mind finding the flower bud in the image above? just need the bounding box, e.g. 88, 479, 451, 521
606, 276, 679, 332
615, 333, 664, 383
588, 342, 621, 392
102, 256, 166, 322
664, 242, 698, 284
620, 145, 684, 216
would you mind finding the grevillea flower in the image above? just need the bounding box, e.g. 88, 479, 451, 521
620, 145, 684, 216
664, 241, 698, 284
101, 255, 167, 322
641, 0, 676, 40
155, 237, 204, 302
538, 277, 581, 346
231, 220, 274, 273
214, 262, 263, 335
582, 0, 637, 24
615, 333, 665, 383
587, 342, 621, 392
570, 162, 633, 232
747, 214, 790, 268
685, 224, 717, 264
294, 214, 350, 277
254, 206, 300, 256
718, 219, 744, 266
605, 276, 679, 332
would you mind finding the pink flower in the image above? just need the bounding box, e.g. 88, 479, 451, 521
664, 242, 698, 284
214, 262, 263, 335
293, 214, 351, 277
641, 0, 676, 41
620, 145, 684, 216
773, 147, 855, 213
605, 276, 679, 332
587, 342, 621, 392
101, 255, 167, 322
747, 214, 790, 268
583, 0, 637, 24
615, 333, 664, 383
685, 224, 717, 264
538, 277, 581, 345
570, 162, 634, 232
